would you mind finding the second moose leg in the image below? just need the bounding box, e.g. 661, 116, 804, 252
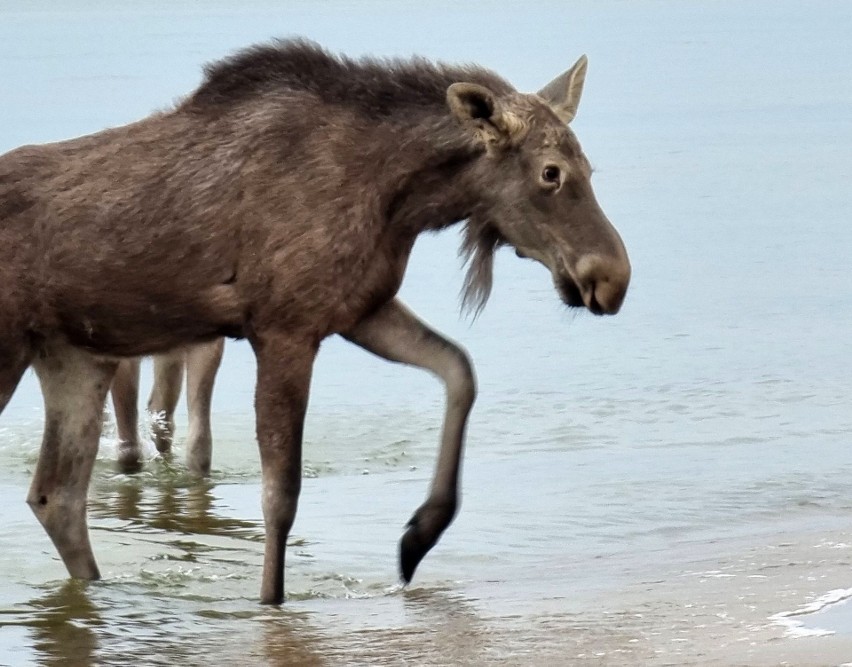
112, 358, 142, 473
147, 349, 184, 456
184, 338, 225, 476
111, 340, 224, 474
344, 298, 477, 583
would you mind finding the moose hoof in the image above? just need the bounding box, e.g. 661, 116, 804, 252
116, 444, 143, 474
151, 420, 175, 455
399, 498, 457, 584
153, 437, 173, 455
185, 437, 212, 477
186, 458, 212, 478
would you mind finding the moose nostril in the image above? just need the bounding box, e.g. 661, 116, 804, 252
575, 254, 630, 315
594, 280, 625, 314
587, 291, 604, 315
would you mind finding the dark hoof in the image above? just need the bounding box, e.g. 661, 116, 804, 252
116, 445, 143, 474
185, 455, 212, 478
153, 438, 173, 455
151, 421, 175, 455
400, 524, 431, 584
398, 498, 457, 584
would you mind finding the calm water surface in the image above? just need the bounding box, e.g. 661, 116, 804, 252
1, 2, 851, 665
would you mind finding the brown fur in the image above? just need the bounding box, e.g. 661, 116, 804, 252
0, 39, 630, 603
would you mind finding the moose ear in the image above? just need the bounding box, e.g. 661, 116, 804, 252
537, 54, 588, 124
447, 82, 506, 145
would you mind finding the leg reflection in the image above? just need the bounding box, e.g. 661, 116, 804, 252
258, 610, 325, 667
28, 580, 100, 667
91, 473, 263, 540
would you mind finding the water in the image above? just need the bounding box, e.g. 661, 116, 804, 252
1, 2, 852, 665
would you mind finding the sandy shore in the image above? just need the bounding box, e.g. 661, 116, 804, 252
228, 521, 852, 666
544, 525, 852, 666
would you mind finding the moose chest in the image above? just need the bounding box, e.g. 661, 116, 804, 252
253, 223, 414, 338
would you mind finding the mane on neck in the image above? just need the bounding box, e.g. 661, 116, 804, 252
186, 38, 515, 116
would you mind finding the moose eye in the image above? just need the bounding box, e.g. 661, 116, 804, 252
541, 165, 562, 187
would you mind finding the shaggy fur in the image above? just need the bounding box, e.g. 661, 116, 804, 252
188, 40, 517, 312
189, 39, 514, 114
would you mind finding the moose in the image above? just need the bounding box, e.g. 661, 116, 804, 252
0, 40, 630, 604
110, 340, 224, 475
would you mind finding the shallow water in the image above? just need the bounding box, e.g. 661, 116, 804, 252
2, 1, 852, 665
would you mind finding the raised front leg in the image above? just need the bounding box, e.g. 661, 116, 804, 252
344, 298, 477, 583
28, 342, 117, 579
184, 338, 224, 476
147, 350, 184, 454
252, 333, 316, 604
111, 358, 142, 473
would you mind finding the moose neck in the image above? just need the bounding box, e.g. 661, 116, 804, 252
382, 121, 485, 238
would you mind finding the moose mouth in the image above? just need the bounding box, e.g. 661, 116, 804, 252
556, 274, 605, 315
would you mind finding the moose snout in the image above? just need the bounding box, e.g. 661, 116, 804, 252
572, 253, 631, 315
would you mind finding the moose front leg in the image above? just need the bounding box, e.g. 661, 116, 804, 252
345, 298, 477, 583
28, 343, 117, 579
252, 334, 316, 604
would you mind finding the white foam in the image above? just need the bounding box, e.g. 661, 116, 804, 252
815, 541, 852, 550
770, 588, 852, 638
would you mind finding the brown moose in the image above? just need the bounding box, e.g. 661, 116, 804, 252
0, 40, 630, 604
110, 341, 224, 475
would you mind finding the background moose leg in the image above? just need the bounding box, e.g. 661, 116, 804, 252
344, 298, 477, 583
27, 343, 117, 579
147, 349, 184, 456
184, 338, 224, 476
252, 334, 316, 604
0, 342, 31, 415
111, 357, 142, 473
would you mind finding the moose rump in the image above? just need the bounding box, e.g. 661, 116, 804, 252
0, 39, 629, 604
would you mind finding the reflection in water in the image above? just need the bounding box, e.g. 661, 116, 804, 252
18, 581, 334, 667
306, 587, 488, 665
257, 610, 328, 667
11, 460, 503, 665
27, 581, 100, 667
89, 464, 263, 542
399, 587, 487, 665
10, 465, 331, 667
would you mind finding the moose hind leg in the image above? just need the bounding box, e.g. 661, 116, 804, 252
28, 344, 117, 579
111, 357, 142, 473
184, 338, 224, 476
345, 298, 476, 583
0, 342, 31, 415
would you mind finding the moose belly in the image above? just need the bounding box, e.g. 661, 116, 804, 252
35, 221, 246, 356
50, 282, 245, 357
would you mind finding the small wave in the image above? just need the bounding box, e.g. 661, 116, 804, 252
285, 574, 402, 602
769, 587, 852, 638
